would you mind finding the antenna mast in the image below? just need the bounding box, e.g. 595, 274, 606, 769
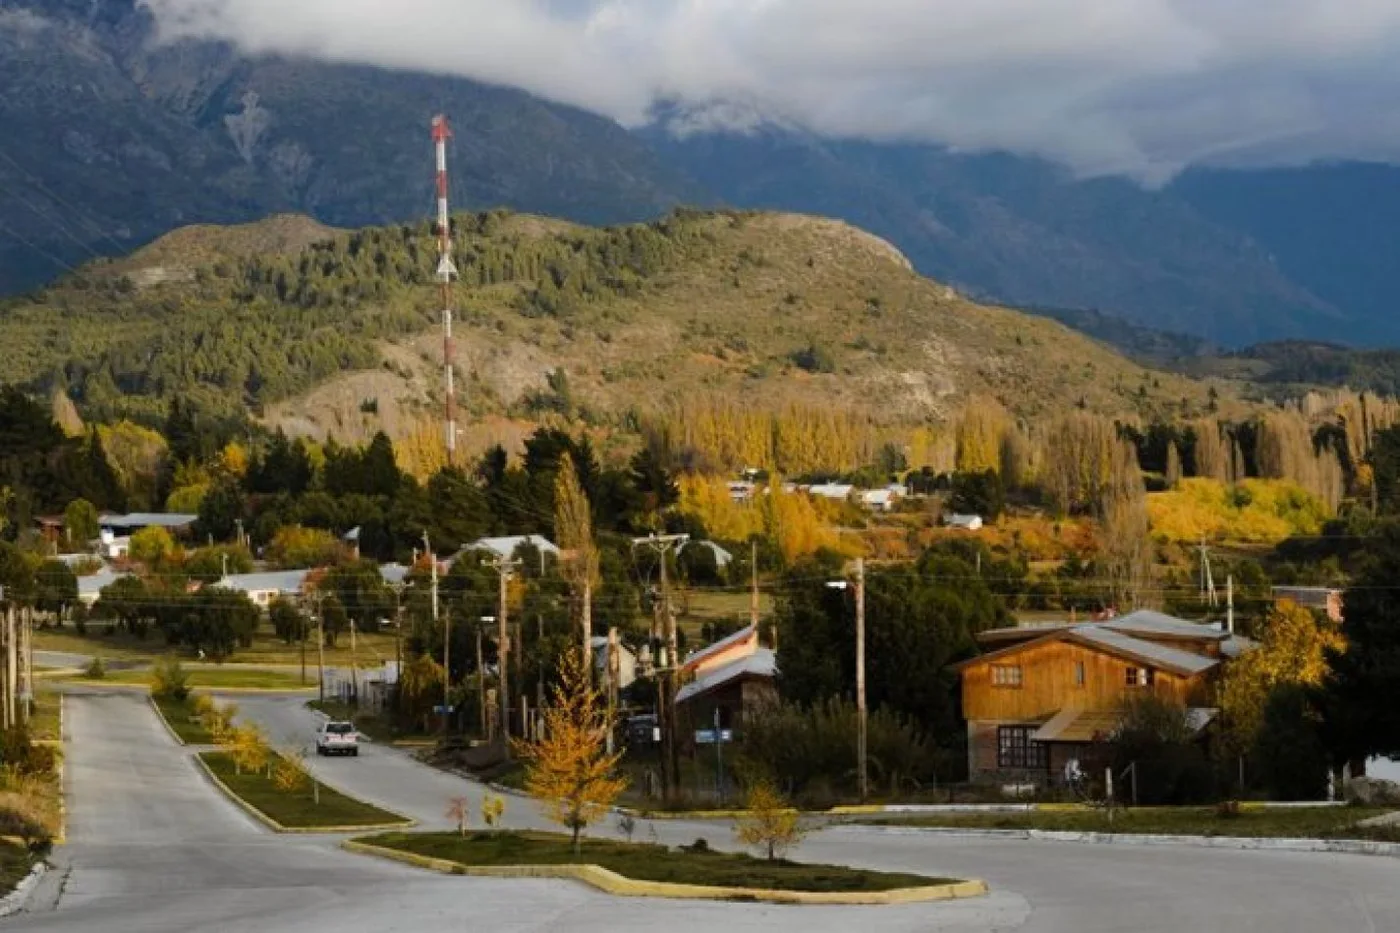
432, 115, 459, 466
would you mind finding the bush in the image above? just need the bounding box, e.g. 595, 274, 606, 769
1101, 695, 1215, 805
738, 698, 935, 803
1252, 685, 1329, 801
152, 656, 190, 701
0, 727, 55, 777
84, 657, 105, 679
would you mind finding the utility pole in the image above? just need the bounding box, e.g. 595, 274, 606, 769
424, 532, 449, 735
314, 592, 326, 704
581, 578, 593, 689
855, 557, 867, 803
631, 533, 688, 800
349, 619, 359, 708
488, 555, 521, 751
1199, 537, 1217, 607
605, 626, 620, 755
21, 607, 32, 724
477, 616, 491, 738
827, 558, 868, 802
749, 538, 761, 640
431, 115, 460, 467
1227, 575, 1235, 636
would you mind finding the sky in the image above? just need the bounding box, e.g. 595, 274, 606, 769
136, 0, 1400, 184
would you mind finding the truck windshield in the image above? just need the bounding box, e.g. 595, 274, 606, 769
326, 723, 354, 735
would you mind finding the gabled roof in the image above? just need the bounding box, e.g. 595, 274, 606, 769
1101, 610, 1227, 643
99, 512, 198, 530
961, 621, 1222, 678
682, 624, 757, 672
1067, 627, 1218, 677
215, 569, 311, 595
677, 648, 777, 705
459, 535, 560, 559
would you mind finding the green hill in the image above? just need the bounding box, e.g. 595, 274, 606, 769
0, 209, 1235, 438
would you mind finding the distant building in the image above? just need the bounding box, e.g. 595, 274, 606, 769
214, 569, 311, 608
727, 481, 756, 503
99, 513, 198, 534
944, 513, 984, 531
676, 643, 778, 741
679, 540, 734, 570
1272, 586, 1344, 624
78, 568, 129, 608
806, 483, 855, 502
457, 535, 560, 573
682, 624, 761, 677
591, 636, 638, 691
860, 488, 899, 512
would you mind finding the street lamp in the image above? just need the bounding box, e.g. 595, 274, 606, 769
827, 556, 867, 802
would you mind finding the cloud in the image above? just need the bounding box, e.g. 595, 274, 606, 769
136, 0, 1400, 182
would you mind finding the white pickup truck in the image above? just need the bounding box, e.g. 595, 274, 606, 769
315, 721, 359, 757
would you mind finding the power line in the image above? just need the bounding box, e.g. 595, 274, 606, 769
0, 147, 131, 255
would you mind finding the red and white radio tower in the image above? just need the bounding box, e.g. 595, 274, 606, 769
432, 114, 459, 466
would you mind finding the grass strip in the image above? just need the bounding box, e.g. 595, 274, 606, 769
77, 668, 313, 690
360, 831, 949, 893
151, 696, 214, 745
0, 841, 36, 899
199, 751, 409, 830
28, 692, 60, 744
862, 806, 1400, 841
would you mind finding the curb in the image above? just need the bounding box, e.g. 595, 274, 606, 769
55, 680, 316, 696
0, 862, 47, 918
852, 824, 1400, 858
340, 840, 989, 905
192, 753, 416, 835
618, 807, 799, 821
54, 694, 66, 846
149, 696, 188, 747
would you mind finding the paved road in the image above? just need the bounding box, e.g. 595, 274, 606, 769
6, 693, 1021, 931
9, 691, 1400, 931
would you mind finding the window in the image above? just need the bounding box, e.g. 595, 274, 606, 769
1125, 666, 1155, 687
997, 726, 1048, 770
1074, 661, 1086, 687
992, 664, 1023, 688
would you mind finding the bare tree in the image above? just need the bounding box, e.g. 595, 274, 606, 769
555, 454, 600, 685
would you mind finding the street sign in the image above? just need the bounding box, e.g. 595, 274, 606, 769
694, 729, 733, 745
433, 705, 455, 714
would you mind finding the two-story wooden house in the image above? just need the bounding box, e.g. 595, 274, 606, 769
958, 610, 1250, 780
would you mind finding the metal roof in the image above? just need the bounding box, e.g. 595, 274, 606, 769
460, 535, 560, 558
78, 568, 128, 597
1102, 610, 1227, 642
676, 647, 776, 705
1068, 626, 1219, 677
215, 569, 311, 595
682, 624, 757, 671
99, 513, 198, 530
378, 563, 410, 586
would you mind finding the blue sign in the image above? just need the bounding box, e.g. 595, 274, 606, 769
694, 729, 733, 745
434, 705, 455, 714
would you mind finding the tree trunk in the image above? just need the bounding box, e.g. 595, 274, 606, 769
572, 821, 582, 855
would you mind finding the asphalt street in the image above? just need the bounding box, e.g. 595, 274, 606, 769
6, 690, 1398, 931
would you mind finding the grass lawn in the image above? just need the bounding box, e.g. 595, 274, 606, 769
151, 695, 215, 745
864, 806, 1400, 841
73, 668, 313, 690
35, 627, 398, 669
200, 752, 408, 829
28, 691, 60, 743
0, 841, 35, 898
359, 831, 951, 893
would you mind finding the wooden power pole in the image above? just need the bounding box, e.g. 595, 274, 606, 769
632, 533, 688, 800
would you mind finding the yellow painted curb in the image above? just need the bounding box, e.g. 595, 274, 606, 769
827, 805, 888, 816
622, 807, 799, 821
192, 754, 415, 835
54, 694, 67, 846
1034, 803, 1093, 812
341, 841, 989, 906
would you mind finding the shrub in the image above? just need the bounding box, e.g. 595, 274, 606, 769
1104, 695, 1215, 805
734, 782, 804, 861
1251, 685, 1329, 801
0, 727, 55, 777
152, 657, 190, 701
84, 657, 105, 679
273, 748, 310, 792
481, 794, 505, 828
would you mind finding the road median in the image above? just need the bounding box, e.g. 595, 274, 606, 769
194, 752, 414, 834
343, 831, 987, 905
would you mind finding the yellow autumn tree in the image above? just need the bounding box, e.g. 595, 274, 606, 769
734, 780, 805, 861
1219, 600, 1345, 749
512, 651, 627, 853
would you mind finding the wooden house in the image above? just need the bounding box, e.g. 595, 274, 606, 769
958, 610, 1248, 781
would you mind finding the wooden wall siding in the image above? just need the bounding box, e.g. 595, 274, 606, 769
962, 640, 1197, 722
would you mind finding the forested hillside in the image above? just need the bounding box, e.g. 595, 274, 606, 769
0, 209, 1229, 448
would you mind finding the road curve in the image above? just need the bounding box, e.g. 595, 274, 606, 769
6, 693, 1021, 931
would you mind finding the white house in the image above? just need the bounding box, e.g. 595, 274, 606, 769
726, 481, 756, 503
590, 636, 638, 691
680, 540, 734, 570
806, 483, 855, 502
99, 512, 198, 534
98, 530, 131, 559
860, 488, 898, 512
457, 535, 560, 574
78, 568, 129, 608
944, 513, 984, 531
214, 569, 311, 608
